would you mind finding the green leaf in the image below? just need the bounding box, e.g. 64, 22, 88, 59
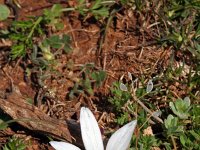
3, 136, 27, 150
11, 44, 26, 59
0, 121, 8, 130
189, 130, 200, 141
62, 34, 72, 53
116, 112, 129, 125
11, 20, 33, 29
169, 98, 191, 119
43, 34, 71, 53
55, 22, 64, 30
164, 115, 184, 136
44, 4, 63, 25
180, 134, 186, 146
92, 7, 109, 18
138, 135, 160, 149
91, 0, 101, 10
46, 35, 62, 49
0, 4, 10, 21
192, 105, 200, 127
91, 70, 106, 86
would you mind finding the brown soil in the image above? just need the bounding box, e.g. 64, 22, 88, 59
0, 0, 184, 149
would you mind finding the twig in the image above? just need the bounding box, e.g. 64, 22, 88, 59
171, 135, 177, 150
132, 94, 163, 124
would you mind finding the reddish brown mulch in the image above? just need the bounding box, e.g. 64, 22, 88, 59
0, 0, 176, 149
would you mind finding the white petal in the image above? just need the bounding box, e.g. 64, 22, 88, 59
80, 107, 104, 150
184, 96, 190, 106
128, 72, 132, 81
50, 141, 81, 150
120, 83, 128, 91
106, 120, 137, 150
146, 79, 153, 93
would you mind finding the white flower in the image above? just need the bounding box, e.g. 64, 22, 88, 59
50, 107, 137, 150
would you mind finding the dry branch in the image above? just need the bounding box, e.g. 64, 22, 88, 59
0, 92, 72, 142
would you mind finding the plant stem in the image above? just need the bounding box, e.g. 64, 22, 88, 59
27, 16, 43, 40
171, 135, 177, 150
61, 7, 76, 12
132, 94, 164, 123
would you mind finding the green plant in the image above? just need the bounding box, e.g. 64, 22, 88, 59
0, 4, 10, 21
116, 112, 129, 125
0, 3, 71, 60
119, 0, 143, 11
137, 135, 161, 150
43, 4, 64, 29
161, 95, 200, 149
189, 64, 200, 93
3, 136, 27, 150
79, 0, 110, 19
91, 70, 107, 87
164, 115, 184, 136
159, 0, 200, 59
42, 34, 71, 54
108, 72, 199, 149
62, 0, 111, 19
8, 17, 43, 59
180, 130, 200, 149
192, 105, 200, 128
108, 81, 132, 111
68, 64, 106, 98
169, 97, 191, 119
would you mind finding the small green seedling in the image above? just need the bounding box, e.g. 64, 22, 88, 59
43, 4, 63, 29
75, 0, 110, 19
42, 34, 71, 53
137, 135, 160, 150
3, 136, 27, 150
109, 81, 131, 111
169, 97, 191, 119
179, 130, 200, 149
68, 64, 106, 98
164, 114, 184, 136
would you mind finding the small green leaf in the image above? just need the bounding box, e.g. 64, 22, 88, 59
0, 121, 8, 130
91, 71, 106, 86
11, 44, 26, 59
91, 0, 101, 10
0, 4, 10, 21
43, 34, 71, 53
169, 98, 191, 119
46, 35, 62, 49
180, 134, 186, 146
92, 7, 109, 18
164, 115, 184, 136
189, 130, 200, 141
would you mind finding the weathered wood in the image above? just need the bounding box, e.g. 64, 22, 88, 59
0, 92, 72, 142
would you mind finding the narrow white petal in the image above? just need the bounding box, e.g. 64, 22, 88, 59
50, 141, 81, 150
106, 120, 137, 150
146, 79, 153, 93
128, 72, 132, 81
184, 96, 190, 106
80, 107, 104, 150
120, 83, 128, 91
